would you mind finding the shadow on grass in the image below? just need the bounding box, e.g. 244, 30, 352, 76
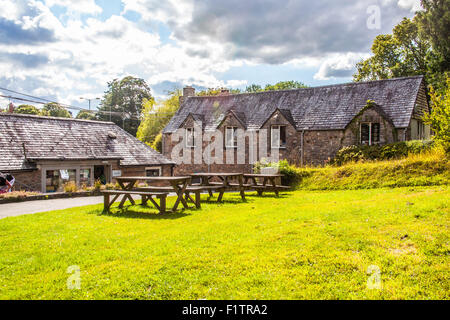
244, 193, 290, 199
93, 206, 193, 220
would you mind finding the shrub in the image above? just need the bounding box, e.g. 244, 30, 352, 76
0, 191, 39, 199
253, 159, 306, 186
331, 140, 434, 165
94, 179, 102, 191
63, 181, 78, 193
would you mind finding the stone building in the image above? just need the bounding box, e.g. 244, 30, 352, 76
162, 76, 430, 175
0, 113, 174, 193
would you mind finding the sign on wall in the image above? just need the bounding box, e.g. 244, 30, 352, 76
112, 170, 122, 177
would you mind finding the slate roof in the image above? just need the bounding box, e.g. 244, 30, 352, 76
0, 114, 174, 171
163, 76, 425, 133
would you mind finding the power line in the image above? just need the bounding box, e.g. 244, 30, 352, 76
0, 86, 174, 121
0, 93, 140, 119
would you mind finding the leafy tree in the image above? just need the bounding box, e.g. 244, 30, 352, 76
97, 76, 152, 136
245, 84, 263, 93
244, 81, 308, 93
14, 104, 40, 115
151, 133, 163, 152
136, 90, 181, 147
196, 88, 242, 96
354, 2, 449, 92
416, 0, 450, 93
354, 17, 430, 82
41, 102, 72, 118
76, 110, 96, 120
423, 76, 450, 153
263, 80, 308, 91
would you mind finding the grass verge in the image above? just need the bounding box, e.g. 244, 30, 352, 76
0, 187, 448, 299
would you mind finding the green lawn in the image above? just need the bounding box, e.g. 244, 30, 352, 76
0, 187, 448, 300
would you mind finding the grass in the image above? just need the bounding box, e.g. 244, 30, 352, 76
296, 149, 450, 190
0, 186, 448, 300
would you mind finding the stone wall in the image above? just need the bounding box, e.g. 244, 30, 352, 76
10, 170, 41, 192
163, 105, 416, 169
342, 107, 398, 146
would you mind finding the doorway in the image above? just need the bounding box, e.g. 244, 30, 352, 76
94, 165, 106, 184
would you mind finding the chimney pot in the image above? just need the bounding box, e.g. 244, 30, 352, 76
183, 86, 195, 97
8, 103, 15, 113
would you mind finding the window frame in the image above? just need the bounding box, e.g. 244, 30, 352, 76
185, 127, 195, 148
145, 166, 161, 177
360, 122, 380, 146
271, 125, 287, 149
225, 126, 238, 148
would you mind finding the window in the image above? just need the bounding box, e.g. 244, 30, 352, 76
45, 169, 76, 193
80, 168, 91, 186
271, 125, 287, 148
360, 122, 380, 145
186, 127, 195, 147
225, 126, 238, 148
417, 121, 424, 139
146, 167, 161, 177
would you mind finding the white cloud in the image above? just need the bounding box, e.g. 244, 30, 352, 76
0, 0, 247, 107
396, 0, 422, 12
44, 0, 102, 15
314, 53, 370, 80
0, 0, 421, 112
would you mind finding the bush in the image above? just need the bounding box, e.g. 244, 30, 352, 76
0, 191, 39, 199
63, 181, 78, 193
298, 148, 449, 190
253, 159, 306, 186
331, 140, 434, 165
93, 179, 102, 191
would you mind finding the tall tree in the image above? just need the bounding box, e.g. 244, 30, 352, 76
416, 0, 450, 93
41, 102, 72, 118
14, 104, 40, 115
136, 90, 181, 148
354, 17, 430, 82
423, 76, 450, 153
354, 1, 449, 92
97, 76, 152, 136
76, 110, 96, 120
263, 80, 308, 91
245, 84, 263, 93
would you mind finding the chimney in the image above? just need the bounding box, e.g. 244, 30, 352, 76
180, 86, 195, 105
8, 102, 15, 113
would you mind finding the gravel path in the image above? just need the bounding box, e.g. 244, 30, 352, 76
0, 196, 105, 219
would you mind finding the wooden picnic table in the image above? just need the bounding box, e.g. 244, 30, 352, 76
190, 172, 246, 202
115, 176, 192, 212
243, 173, 288, 196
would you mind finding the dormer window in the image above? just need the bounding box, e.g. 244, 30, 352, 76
271, 125, 287, 148
186, 127, 195, 148
360, 122, 380, 145
225, 126, 238, 148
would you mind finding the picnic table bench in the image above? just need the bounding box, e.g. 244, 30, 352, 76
190, 173, 246, 202
244, 174, 290, 196
101, 190, 169, 213
109, 176, 192, 213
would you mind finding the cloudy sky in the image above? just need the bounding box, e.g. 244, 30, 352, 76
0, 0, 421, 111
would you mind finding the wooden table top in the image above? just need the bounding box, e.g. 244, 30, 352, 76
116, 176, 191, 181
244, 174, 283, 177
190, 173, 243, 177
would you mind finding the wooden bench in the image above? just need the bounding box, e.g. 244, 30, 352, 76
101, 190, 169, 214
184, 185, 225, 208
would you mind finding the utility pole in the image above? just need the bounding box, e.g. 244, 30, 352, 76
80, 97, 100, 111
